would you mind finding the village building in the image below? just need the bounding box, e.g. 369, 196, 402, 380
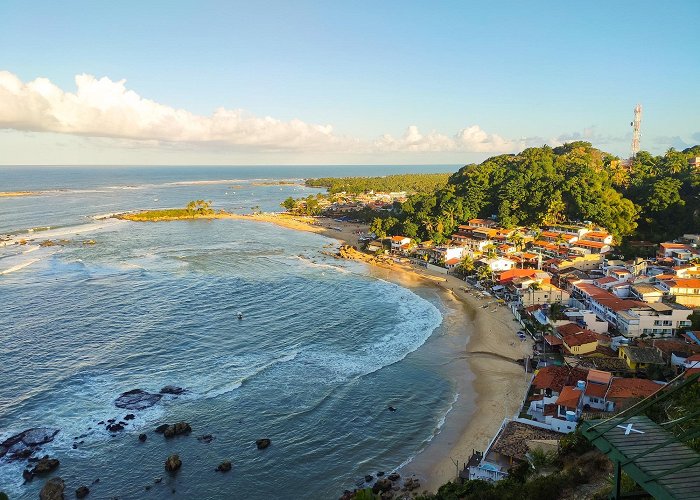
468, 420, 562, 481
618, 345, 666, 371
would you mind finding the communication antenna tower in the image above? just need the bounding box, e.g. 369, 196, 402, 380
630, 104, 642, 157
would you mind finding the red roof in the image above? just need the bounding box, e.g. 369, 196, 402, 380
574, 282, 646, 312
584, 231, 610, 239
544, 335, 563, 346
585, 383, 608, 398
532, 365, 588, 393
557, 323, 584, 336
587, 369, 612, 385
556, 386, 583, 409
445, 258, 460, 265
606, 378, 663, 401
499, 268, 539, 283
666, 278, 700, 289
562, 329, 598, 347
576, 240, 607, 249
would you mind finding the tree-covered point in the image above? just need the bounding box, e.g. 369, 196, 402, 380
305, 173, 452, 194
118, 200, 216, 221
383, 142, 700, 245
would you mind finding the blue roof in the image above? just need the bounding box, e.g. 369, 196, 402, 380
684, 331, 700, 346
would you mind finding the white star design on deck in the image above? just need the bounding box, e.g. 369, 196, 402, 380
617, 424, 645, 435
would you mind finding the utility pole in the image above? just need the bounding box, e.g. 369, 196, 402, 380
630, 104, 642, 157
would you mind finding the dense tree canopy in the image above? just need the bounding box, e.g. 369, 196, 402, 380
380, 143, 699, 245
305, 173, 451, 194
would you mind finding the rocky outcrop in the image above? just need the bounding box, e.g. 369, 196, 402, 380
106, 423, 124, 433
138, 433, 147, 442
154, 424, 169, 434
403, 477, 421, 491
197, 434, 214, 444
123, 414, 136, 421
255, 438, 271, 450
114, 389, 162, 410
0, 428, 60, 460
163, 422, 191, 438
32, 456, 60, 475
39, 477, 64, 500
160, 386, 185, 395
216, 460, 232, 472
372, 478, 393, 494
164, 454, 181, 472
387, 472, 400, 481
75, 485, 90, 498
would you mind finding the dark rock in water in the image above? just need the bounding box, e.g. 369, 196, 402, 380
0, 428, 60, 459
154, 424, 169, 433
388, 406, 397, 412
163, 422, 191, 438
164, 454, 181, 472
145, 485, 151, 491
372, 478, 393, 494
107, 419, 115, 424
22, 469, 33, 482
138, 433, 147, 442
106, 423, 124, 433
39, 476, 64, 500
97, 421, 104, 425
32, 456, 60, 475
75, 485, 90, 498
216, 460, 232, 472
377, 471, 385, 477
118, 421, 127, 426
114, 389, 162, 410
154, 477, 162, 484
72, 444, 78, 450
9, 447, 34, 461
124, 414, 136, 421
365, 475, 373, 482
387, 472, 400, 481
197, 434, 214, 444
255, 438, 271, 450
160, 385, 185, 395
92, 478, 100, 485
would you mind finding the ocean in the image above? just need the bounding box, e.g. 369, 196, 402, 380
0, 165, 469, 499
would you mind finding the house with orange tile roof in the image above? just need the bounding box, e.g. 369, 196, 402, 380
561, 329, 599, 355
389, 236, 411, 253
582, 369, 612, 411
658, 277, 700, 308
604, 378, 664, 411
467, 218, 498, 228
657, 242, 699, 264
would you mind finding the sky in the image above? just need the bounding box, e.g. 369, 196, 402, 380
0, 0, 698, 166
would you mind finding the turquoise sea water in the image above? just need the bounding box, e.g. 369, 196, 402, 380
0, 165, 465, 499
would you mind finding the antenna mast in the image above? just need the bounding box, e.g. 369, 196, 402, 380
630, 104, 642, 157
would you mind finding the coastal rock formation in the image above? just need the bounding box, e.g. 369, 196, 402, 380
39, 477, 64, 500
160, 386, 185, 395
216, 460, 232, 472
255, 438, 271, 450
106, 423, 124, 433
22, 469, 33, 482
75, 485, 90, 498
32, 456, 60, 475
0, 428, 60, 459
164, 454, 181, 472
364, 475, 373, 483
123, 414, 136, 421
197, 434, 214, 444
138, 433, 147, 442
114, 389, 162, 410
154, 424, 169, 434
372, 478, 393, 494
163, 422, 191, 438
387, 472, 400, 481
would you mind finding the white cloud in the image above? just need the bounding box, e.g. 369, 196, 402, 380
0, 70, 519, 155
374, 124, 520, 153
0, 71, 349, 151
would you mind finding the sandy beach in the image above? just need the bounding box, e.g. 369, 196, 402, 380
232, 213, 533, 492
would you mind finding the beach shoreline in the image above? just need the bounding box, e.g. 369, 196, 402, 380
225, 213, 533, 492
